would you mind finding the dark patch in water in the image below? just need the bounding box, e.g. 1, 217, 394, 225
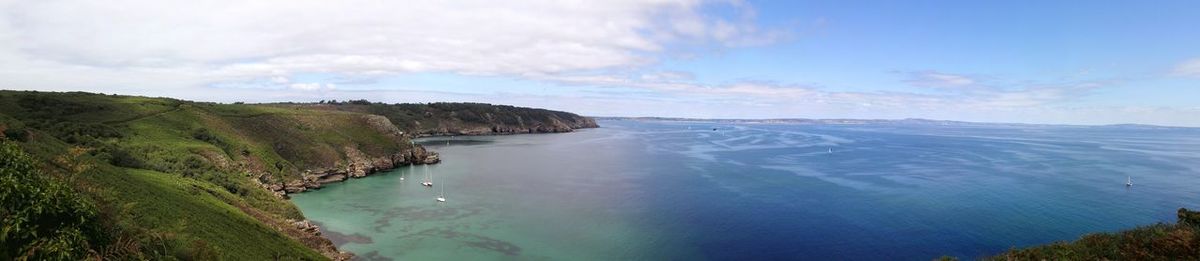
372, 217, 392, 233
354, 251, 394, 261
309, 220, 373, 247
343, 203, 488, 234
400, 228, 522, 256
415, 138, 494, 147
357, 205, 484, 233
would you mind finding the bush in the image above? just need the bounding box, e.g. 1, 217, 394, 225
1179, 208, 1200, 226
191, 128, 219, 144
2, 124, 28, 142
0, 141, 103, 260
103, 146, 144, 169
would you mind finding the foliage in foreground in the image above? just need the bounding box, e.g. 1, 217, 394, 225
0, 141, 100, 260
984, 208, 1200, 260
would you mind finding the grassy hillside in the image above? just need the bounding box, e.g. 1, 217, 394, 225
0, 91, 598, 260
0, 91, 431, 260
291, 100, 598, 136
90, 167, 326, 260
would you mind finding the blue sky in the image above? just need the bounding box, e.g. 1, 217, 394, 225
1, 0, 1198, 126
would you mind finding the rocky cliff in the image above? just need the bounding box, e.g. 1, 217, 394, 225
264, 144, 440, 196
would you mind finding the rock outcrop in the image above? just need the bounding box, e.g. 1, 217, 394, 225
265, 145, 440, 196
287, 219, 354, 261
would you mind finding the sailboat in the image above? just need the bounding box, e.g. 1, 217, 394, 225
828, 148, 833, 154
1126, 176, 1133, 187
421, 164, 433, 187
436, 178, 446, 202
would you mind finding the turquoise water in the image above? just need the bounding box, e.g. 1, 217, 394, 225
292, 120, 1200, 260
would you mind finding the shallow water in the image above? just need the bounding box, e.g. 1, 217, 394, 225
292, 120, 1200, 260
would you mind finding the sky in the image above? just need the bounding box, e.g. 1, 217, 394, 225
1, 0, 1199, 126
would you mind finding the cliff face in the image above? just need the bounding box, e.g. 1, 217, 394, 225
269, 144, 440, 196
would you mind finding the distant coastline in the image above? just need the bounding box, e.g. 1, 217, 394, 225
592, 116, 1195, 129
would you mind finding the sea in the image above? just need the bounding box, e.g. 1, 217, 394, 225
291, 119, 1200, 260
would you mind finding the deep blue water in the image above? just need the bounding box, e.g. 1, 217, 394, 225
293, 120, 1200, 260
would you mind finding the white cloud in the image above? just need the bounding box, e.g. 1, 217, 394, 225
0, 0, 786, 92
1172, 58, 1200, 77
270, 76, 290, 84
529, 68, 1126, 121
904, 71, 977, 88
288, 82, 334, 91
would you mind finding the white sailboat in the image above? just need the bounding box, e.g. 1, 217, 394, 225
436, 178, 446, 202
1126, 176, 1133, 187
421, 164, 433, 187
828, 148, 833, 154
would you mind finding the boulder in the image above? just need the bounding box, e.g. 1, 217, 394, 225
284, 180, 307, 193
316, 173, 348, 184
372, 156, 394, 170
290, 219, 322, 236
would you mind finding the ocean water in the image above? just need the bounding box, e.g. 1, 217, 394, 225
291, 120, 1200, 260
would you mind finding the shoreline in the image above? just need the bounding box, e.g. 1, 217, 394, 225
276, 124, 598, 260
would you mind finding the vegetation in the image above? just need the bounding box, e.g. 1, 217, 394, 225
295, 101, 596, 135
980, 208, 1200, 260
0, 90, 596, 259
0, 141, 101, 260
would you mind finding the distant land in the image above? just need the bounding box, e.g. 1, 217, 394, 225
593, 116, 1195, 129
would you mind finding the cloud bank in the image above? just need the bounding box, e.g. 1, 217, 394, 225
0, 1, 1195, 126
0, 0, 782, 88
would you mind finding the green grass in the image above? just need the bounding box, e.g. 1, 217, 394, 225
87, 167, 324, 260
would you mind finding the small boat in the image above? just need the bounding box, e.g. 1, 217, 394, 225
828, 148, 833, 154
1126, 176, 1133, 187
422, 164, 433, 187
436, 179, 447, 202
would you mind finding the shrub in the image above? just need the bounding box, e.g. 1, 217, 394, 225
1179, 208, 1200, 226
103, 146, 144, 169
0, 141, 103, 260
2, 124, 28, 142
